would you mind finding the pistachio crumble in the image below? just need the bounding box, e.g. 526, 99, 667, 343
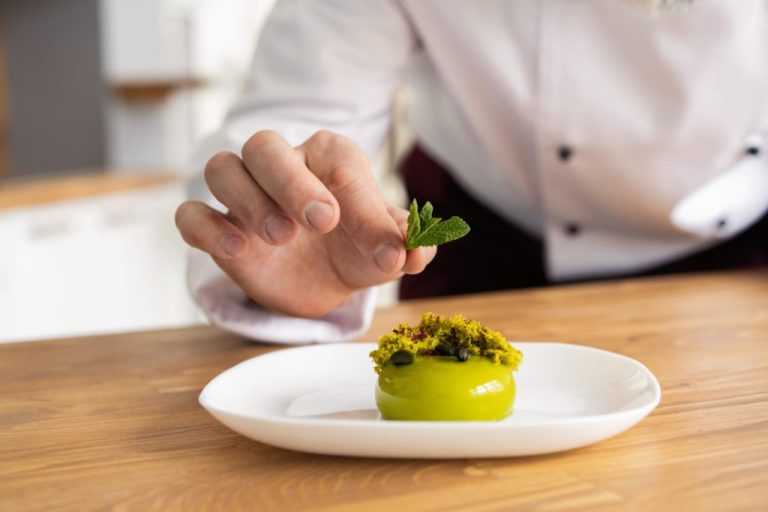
370, 312, 523, 374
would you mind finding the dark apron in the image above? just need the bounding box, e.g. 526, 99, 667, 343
399, 145, 768, 300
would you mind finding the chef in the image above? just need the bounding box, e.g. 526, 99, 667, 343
175, 0, 768, 343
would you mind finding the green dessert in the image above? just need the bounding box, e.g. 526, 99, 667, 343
370, 313, 523, 421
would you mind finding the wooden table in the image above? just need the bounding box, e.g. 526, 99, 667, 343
2, 271, 767, 511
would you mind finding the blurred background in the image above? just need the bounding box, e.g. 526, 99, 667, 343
0, 0, 408, 343
0, 0, 278, 342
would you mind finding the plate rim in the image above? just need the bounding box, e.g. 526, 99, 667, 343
199, 341, 662, 429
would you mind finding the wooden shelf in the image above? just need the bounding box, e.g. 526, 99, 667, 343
110, 78, 207, 102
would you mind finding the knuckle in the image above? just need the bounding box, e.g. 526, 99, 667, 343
239, 200, 269, 228
267, 170, 316, 212
308, 129, 337, 149
306, 129, 353, 156
306, 131, 369, 173
325, 165, 359, 199
346, 215, 369, 242
242, 130, 280, 157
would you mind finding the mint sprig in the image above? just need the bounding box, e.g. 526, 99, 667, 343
405, 199, 470, 250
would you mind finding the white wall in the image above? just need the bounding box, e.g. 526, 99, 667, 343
100, 0, 276, 172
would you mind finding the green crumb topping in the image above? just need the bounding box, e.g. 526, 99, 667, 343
369, 312, 523, 374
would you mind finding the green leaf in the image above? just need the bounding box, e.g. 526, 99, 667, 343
419, 201, 433, 227
422, 217, 442, 232
410, 216, 470, 248
405, 198, 470, 249
411, 217, 442, 247
406, 199, 420, 245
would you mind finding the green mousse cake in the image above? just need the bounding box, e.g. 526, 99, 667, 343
370, 313, 523, 421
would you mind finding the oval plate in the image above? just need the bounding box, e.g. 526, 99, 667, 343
199, 342, 661, 459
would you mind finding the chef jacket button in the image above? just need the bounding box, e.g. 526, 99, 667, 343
746, 146, 760, 156
558, 145, 573, 162
716, 218, 728, 230
564, 223, 581, 236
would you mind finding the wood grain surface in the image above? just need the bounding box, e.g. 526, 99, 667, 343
2, 271, 767, 511
0, 172, 179, 210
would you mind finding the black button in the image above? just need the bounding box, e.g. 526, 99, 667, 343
558, 145, 573, 162
746, 146, 760, 156
564, 223, 581, 236
716, 218, 728, 230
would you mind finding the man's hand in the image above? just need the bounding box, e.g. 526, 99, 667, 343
175, 130, 436, 317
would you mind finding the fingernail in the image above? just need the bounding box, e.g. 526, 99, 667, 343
305, 201, 334, 231
265, 214, 293, 243
374, 244, 400, 271
220, 235, 244, 257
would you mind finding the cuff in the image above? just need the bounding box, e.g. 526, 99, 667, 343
187, 249, 378, 344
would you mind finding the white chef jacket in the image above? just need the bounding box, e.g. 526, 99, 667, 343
188, 0, 768, 343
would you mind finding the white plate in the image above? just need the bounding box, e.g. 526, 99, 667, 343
199, 342, 661, 458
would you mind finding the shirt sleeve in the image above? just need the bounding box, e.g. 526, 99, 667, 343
185, 0, 417, 343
